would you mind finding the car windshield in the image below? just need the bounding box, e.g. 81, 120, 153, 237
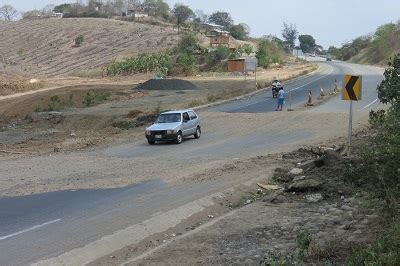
156, 113, 181, 123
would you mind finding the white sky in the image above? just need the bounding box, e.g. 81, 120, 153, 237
1, 0, 399, 49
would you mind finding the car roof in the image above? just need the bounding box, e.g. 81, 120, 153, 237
160, 109, 195, 115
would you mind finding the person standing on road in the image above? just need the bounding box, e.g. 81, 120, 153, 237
275, 87, 286, 111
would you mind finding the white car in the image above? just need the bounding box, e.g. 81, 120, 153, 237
145, 110, 201, 145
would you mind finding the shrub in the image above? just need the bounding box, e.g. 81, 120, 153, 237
74, 34, 84, 47
176, 52, 197, 76
256, 38, 284, 68
346, 55, 400, 208
347, 222, 400, 265
83, 91, 111, 107
188, 99, 203, 108
127, 109, 143, 118
205, 46, 230, 71
47, 95, 63, 111
104, 52, 171, 76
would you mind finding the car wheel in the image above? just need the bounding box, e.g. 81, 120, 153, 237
148, 140, 155, 145
194, 127, 201, 139
175, 132, 183, 144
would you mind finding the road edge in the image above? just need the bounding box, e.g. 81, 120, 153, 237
193, 64, 321, 111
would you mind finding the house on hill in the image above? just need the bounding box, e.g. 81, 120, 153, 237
201, 23, 224, 34
127, 9, 149, 18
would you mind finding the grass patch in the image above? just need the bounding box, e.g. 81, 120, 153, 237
188, 99, 204, 108
347, 221, 400, 265
83, 91, 111, 107
70, 68, 103, 78
35, 94, 75, 112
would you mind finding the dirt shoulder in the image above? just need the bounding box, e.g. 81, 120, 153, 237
0, 108, 370, 197
92, 137, 381, 265
0, 62, 315, 157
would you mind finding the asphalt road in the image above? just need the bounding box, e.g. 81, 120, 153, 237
0, 59, 384, 265
208, 59, 382, 113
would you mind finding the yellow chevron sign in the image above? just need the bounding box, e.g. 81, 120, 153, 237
343, 75, 362, 101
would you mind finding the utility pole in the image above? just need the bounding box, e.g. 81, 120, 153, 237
254, 62, 257, 90
244, 62, 247, 90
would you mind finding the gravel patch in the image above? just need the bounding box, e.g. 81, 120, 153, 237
135, 79, 199, 91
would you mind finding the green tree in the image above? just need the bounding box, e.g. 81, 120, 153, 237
298, 34, 316, 53
378, 54, 400, 104
206, 45, 230, 67
176, 33, 201, 54
327, 46, 340, 58
22, 10, 41, 19
369, 23, 397, 63
172, 4, 194, 32
237, 44, 254, 56
53, 3, 72, 13
256, 38, 283, 68
208, 11, 233, 29
144, 0, 170, 19
230, 23, 250, 40
351, 54, 400, 206
176, 53, 197, 76
282, 22, 298, 51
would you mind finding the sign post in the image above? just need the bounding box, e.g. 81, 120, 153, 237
343, 75, 362, 157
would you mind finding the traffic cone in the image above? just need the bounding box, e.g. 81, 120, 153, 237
307, 90, 313, 106
320, 87, 325, 98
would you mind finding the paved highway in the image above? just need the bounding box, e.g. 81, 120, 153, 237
209, 59, 382, 113
0, 59, 384, 265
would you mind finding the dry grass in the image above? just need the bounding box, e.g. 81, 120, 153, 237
0, 18, 179, 77
0, 76, 45, 96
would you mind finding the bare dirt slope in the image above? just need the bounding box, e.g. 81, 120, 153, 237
0, 18, 179, 77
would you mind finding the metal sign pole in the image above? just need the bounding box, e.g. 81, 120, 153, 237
244, 63, 247, 90
348, 100, 353, 157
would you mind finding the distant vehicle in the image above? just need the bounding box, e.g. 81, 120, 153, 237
145, 110, 201, 145
326, 57, 332, 61
271, 79, 282, 98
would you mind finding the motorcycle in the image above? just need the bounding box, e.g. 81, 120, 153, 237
272, 84, 282, 98
271, 80, 282, 98
272, 85, 279, 98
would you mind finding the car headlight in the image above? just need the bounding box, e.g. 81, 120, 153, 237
145, 130, 151, 136
167, 130, 174, 134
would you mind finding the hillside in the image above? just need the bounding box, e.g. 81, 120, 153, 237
0, 18, 179, 77
329, 22, 400, 65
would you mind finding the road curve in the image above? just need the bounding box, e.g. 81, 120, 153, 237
208, 59, 383, 113
0, 59, 384, 265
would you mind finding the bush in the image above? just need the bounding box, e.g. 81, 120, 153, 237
256, 38, 284, 68
204, 46, 230, 71
347, 222, 400, 265
83, 91, 111, 107
75, 34, 84, 47
47, 95, 63, 111
176, 52, 197, 76
346, 55, 400, 208
176, 33, 201, 54
104, 52, 171, 76
188, 99, 203, 107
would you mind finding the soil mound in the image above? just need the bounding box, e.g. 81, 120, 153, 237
135, 79, 199, 91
